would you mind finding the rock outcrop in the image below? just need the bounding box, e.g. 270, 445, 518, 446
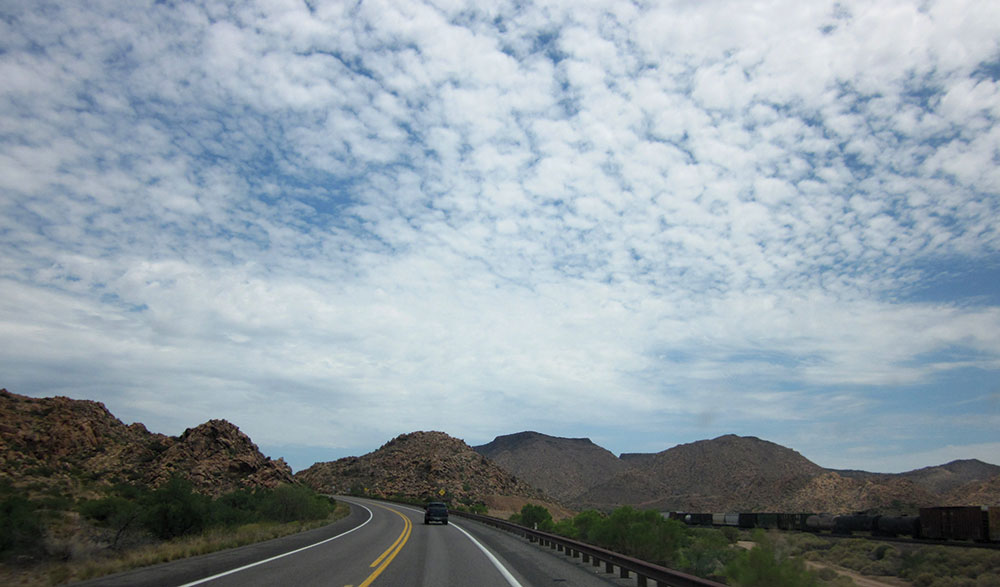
0, 389, 292, 497
296, 431, 556, 514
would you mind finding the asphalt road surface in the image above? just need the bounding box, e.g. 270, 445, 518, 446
73, 497, 634, 587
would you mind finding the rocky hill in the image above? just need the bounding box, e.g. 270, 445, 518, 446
587, 435, 830, 512
0, 388, 293, 497
296, 431, 568, 518
474, 431, 629, 503
899, 459, 1000, 494
477, 431, 1000, 514
943, 474, 1000, 506
778, 473, 938, 514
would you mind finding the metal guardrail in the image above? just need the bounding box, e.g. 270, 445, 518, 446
450, 510, 725, 587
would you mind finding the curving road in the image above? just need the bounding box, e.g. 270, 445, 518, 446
74, 497, 630, 587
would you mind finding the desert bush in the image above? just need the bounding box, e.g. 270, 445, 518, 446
210, 489, 262, 527
724, 530, 819, 587
140, 477, 211, 540
0, 495, 46, 560
79, 495, 143, 549
586, 506, 688, 566
258, 484, 333, 523
898, 546, 1000, 586
720, 526, 740, 544
679, 528, 739, 579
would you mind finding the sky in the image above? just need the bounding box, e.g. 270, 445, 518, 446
2, 0, 999, 475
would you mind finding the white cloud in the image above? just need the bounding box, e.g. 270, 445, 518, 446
1, 0, 999, 472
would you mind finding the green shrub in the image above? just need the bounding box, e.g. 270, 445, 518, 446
140, 477, 211, 540
0, 495, 46, 559
258, 484, 333, 523
510, 504, 553, 530
210, 489, 261, 527
724, 531, 819, 587
680, 529, 738, 579
586, 506, 688, 566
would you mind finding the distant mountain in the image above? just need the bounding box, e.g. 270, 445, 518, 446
475, 431, 1000, 514
0, 388, 294, 497
899, 459, 1000, 494
296, 431, 568, 518
473, 431, 629, 503
581, 434, 825, 511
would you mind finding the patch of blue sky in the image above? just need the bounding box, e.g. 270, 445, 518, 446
900, 255, 1000, 305
972, 57, 1000, 82
99, 291, 148, 313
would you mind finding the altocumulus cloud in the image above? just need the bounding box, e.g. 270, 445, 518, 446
1, 0, 999, 472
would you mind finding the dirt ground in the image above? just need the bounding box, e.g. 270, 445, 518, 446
804, 560, 910, 586
481, 495, 576, 520
736, 540, 910, 586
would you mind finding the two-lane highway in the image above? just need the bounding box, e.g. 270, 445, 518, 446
75, 498, 628, 587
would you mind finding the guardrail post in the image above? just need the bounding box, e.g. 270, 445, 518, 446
582, 553, 590, 563
605, 560, 614, 573
620, 566, 630, 578
637, 575, 648, 587
592, 556, 600, 568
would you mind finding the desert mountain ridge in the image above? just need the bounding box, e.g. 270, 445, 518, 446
0, 388, 293, 498
4, 388, 997, 517
473, 431, 1000, 514
295, 431, 571, 519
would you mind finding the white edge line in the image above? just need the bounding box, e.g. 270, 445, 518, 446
176, 501, 374, 587
450, 522, 525, 587
393, 504, 524, 587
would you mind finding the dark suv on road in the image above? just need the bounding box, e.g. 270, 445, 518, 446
424, 502, 449, 525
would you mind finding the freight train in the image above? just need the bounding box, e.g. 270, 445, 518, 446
669, 506, 1000, 543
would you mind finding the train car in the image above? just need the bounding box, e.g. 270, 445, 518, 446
775, 513, 804, 530
874, 516, 920, 538
738, 513, 758, 528
806, 514, 836, 532
754, 513, 780, 529
675, 507, 995, 544
920, 506, 989, 541
684, 513, 714, 526
834, 515, 878, 534
990, 507, 1000, 542
711, 513, 741, 526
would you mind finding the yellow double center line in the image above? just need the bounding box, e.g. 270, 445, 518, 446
359, 505, 412, 587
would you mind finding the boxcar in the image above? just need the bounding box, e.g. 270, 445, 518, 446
919, 506, 988, 541
755, 513, 780, 529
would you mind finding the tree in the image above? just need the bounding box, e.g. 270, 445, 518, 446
725, 531, 818, 587
510, 504, 553, 530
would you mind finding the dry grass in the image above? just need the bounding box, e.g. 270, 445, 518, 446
0, 501, 350, 586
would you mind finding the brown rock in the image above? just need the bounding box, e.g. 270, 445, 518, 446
0, 388, 292, 498
296, 431, 558, 515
